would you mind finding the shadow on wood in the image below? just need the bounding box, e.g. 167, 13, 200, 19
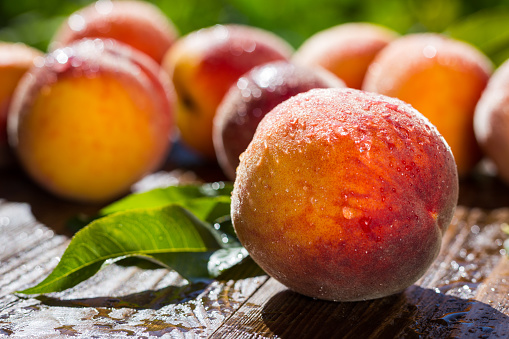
33, 280, 212, 310
260, 285, 509, 338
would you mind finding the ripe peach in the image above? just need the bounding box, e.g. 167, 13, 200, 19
0, 42, 43, 167
363, 33, 492, 177
50, 0, 178, 64
292, 22, 398, 89
474, 59, 509, 184
8, 38, 174, 203
232, 88, 458, 301
162, 24, 293, 159
213, 61, 345, 179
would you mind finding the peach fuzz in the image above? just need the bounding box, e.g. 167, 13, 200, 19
213, 61, 345, 180
0, 42, 43, 167
292, 22, 398, 89
8, 39, 174, 203
232, 88, 458, 301
363, 33, 492, 177
162, 24, 293, 159
474, 59, 509, 184
50, 0, 178, 64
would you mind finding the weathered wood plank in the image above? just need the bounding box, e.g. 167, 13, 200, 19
0, 199, 269, 337
2, 168, 509, 337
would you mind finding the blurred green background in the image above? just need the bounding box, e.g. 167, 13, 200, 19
2, 0, 509, 65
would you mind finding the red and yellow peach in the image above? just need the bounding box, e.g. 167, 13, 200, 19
213, 61, 345, 179
162, 24, 293, 159
51, 0, 178, 64
363, 33, 492, 176
292, 23, 398, 89
0, 42, 43, 167
8, 38, 174, 202
232, 88, 458, 301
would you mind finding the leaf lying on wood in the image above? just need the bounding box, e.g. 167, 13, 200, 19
18, 182, 253, 295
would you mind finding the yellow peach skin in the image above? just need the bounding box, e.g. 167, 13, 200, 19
292, 23, 398, 89
9, 39, 174, 202
363, 33, 493, 176
0, 42, 43, 166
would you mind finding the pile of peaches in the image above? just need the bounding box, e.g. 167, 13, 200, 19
1, 0, 508, 301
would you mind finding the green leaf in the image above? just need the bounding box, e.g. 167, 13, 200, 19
66, 182, 233, 233
100, 182, 233, 217
149, 247, 250, 280
445, 9, 509, 66
19, 204, 225, 295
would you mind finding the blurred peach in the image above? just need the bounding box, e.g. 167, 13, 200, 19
363, 33, 492, 176
475, 59, 509, 184
163, 24, 293, 159
0, 42, 43, 167
51, 0, 178, 64
8, 39, 174, 202
292, 23, 398, 89
213, 61, 345, 179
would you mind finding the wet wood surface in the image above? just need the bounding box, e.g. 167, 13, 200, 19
1, 159, 509, 338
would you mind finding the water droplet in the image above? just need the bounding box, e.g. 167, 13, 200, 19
342, 207, 356, 220
359, 217, 372, 233
68, 13, 86, 32
435, 311, 468, 325
0, 216, 10, 226
423, 45, 437, 59
254, 65, 278, 88
95, 0, 114, 15
237, 77, 249, 90
212, 24, 229, 40
33, 56, 45, 68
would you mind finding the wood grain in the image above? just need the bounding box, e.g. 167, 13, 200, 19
1, 167, 509, 337
211, 207, 509, 338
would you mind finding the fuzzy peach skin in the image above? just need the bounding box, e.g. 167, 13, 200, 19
474, 59, 509, 184
8, 38, 174, 203
50, 0, 178, 64
363, 33, 492, 177
213, 61, 345, 180
232, 88, 458, 301
162, 24, 293, 159
0, 42, 43, 167
292, 23, 398, 89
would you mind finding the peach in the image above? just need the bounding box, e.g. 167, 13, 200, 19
50, 0, 178, 64
8, 38, 174, 203
292, 22, 398, 89
213, 61, 345, 179
363, 33, 492, 177
474, 59, 509, 184
162, 24, 293, 159
0, 42, 43, 167
232, 88, 458, 301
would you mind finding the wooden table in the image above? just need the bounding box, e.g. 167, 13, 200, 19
1, 156, 509, 338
